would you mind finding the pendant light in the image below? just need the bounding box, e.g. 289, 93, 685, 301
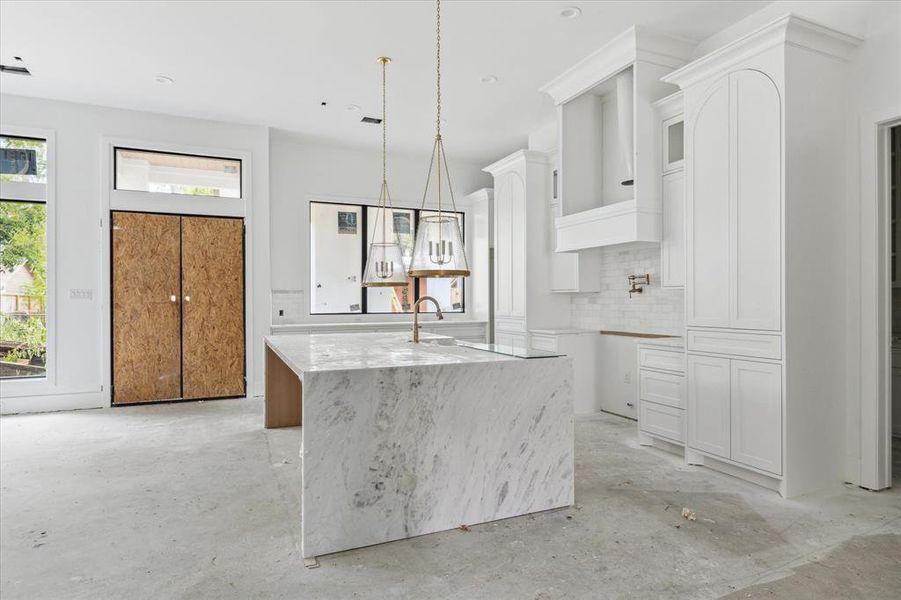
362, 56, 408, 287
408, 0, 470, 278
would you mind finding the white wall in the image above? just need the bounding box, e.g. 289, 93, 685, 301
268, 130, 492, 326
0, 94, 271, 412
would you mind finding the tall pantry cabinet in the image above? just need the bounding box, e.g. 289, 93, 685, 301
663, 15, 860, 496
484, 150, 572, 347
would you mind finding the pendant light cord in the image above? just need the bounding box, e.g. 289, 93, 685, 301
382, 56, 388, 244
382, 57, 388, 187
436, 0, 441, 140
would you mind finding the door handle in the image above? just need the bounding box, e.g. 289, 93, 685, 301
184, 295, 191, 302
170, 295, 177, 303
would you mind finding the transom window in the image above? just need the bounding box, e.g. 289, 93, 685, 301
309, 201, 464, 315
114, 147, 242, 198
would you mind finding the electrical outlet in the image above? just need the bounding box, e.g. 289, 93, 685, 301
623, 371, 631, 384
70, 288, 92, 300
278, 309, 284, 316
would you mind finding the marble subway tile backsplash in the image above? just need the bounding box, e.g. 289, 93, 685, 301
571, 245, 684, 335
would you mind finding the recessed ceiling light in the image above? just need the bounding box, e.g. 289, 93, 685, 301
560, 6, 582, 19
154, 75, 174, 84
481, 75, 498, 84
346, 104, 361, 111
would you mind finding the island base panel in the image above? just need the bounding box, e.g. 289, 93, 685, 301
264, 346, 302, 428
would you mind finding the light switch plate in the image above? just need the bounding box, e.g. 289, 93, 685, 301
70, 288, 93, 300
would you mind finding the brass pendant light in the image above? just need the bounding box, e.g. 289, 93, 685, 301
408, 0, 470, 278
362, 56, 408, 287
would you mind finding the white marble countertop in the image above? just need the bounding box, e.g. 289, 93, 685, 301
265, 332, 523, 375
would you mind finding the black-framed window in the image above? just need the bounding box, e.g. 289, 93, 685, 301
114, 147, 242, 198
309, 201, 465, 315
1, 134, 48, 380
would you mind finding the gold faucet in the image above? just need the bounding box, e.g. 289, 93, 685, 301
412, 295, 444, 343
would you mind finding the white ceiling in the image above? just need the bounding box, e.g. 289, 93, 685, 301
0, 1, 770, 164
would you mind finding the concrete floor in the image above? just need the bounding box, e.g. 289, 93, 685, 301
1, 399, 899, 600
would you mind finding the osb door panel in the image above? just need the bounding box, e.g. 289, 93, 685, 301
181, 216, 245, 399
112, 212, 182, 404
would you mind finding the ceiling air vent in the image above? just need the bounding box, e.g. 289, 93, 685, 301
361, 116, 382, 125
0, 64, 32, 76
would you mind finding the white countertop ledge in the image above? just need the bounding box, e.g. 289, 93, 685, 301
265, 332, 522, 374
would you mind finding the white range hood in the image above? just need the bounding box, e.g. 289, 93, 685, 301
555, 199, 660, 252
540, 26, 692, 251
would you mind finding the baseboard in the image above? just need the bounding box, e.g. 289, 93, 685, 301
0, 391, 104, 415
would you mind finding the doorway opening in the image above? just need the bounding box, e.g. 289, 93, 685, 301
110, 211, 246, 404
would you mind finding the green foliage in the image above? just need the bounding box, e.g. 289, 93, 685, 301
0, 201, 47, 296
0, 315, 46, 363
181, 185, 217, 197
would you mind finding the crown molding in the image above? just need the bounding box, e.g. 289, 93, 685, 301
662, 14, 863, 89
482, 149, 549, 175
540, 26, 695, 106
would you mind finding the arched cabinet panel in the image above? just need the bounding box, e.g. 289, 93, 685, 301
687, 78, 731, 327
686, 70, 782, 331
730, 70, 782, 331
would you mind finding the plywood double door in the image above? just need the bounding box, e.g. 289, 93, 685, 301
112, 211, 245, 404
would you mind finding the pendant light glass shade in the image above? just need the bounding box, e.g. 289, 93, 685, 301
409, 0, 470, 279
362, 57, 408, 288
363, 205, 409, 286
409, 214, 468, 277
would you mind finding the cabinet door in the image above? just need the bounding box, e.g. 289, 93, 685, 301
509, 171, 527, 318
112, 211, 182, 404
686, 354, 731, 458
181, 216, 245, 400
661, 170, 685, 288
663, 116, 684, 173
730, 360, 782, 474
494, 174, 512, 317
730, 70, 782, 330
686, 78, 730, 326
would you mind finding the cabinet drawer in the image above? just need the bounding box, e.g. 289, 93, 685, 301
639, 369, 685, 409
496, 332, 527, 349
496, 317, 526, 333
530, 334, 558, 353
638, 348, 685, 373
687, 329, 781, 360
639, 401, 684, 443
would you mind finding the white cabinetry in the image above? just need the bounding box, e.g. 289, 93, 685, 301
655, 92, 685, 289
686, 354, 730, 458
637, 340, 685, 447
530, 330, 600, 414
686, 354, 781, 474
540, 27, 694, 251
485, 150, 572, 347
730, 360, 782, 474
664, 15, 861, 496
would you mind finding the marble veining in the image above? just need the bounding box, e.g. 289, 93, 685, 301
270, 332, 575, 559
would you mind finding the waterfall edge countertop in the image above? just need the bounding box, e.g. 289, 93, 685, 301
262, 332, 575, 560
265, 331, 535, 374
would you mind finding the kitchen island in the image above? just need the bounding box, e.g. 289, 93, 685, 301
264, 332, 574, 559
